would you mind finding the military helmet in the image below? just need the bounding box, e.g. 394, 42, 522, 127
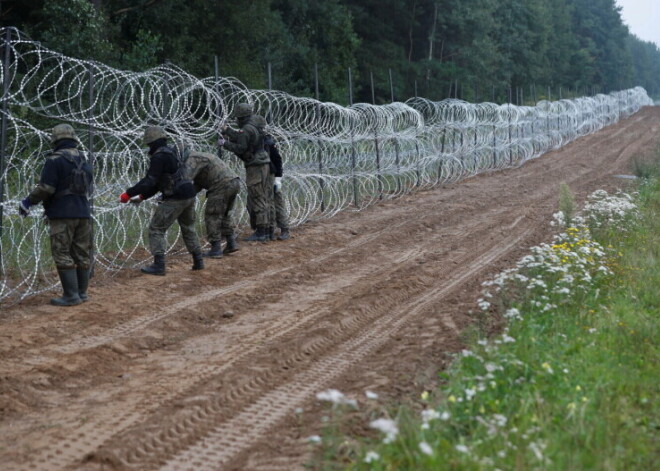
232, 103, 253, 118
252, 115, 267, 130
50, 123, 76, 144
143, 126, 168, 145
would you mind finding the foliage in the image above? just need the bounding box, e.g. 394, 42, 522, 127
311, 177, 659, 470
2, 0, 660, 102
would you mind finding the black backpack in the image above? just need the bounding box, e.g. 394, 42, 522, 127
53, 150, 91, 199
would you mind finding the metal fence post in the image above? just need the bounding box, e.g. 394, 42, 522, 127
388, 69, 401, 193
0, 28, 12, 270
87, 62, 97, 277
315, 63, 325, 213
371, 71, 383, 200
348, 67, 358, 208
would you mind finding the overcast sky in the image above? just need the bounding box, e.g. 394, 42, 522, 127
616, 0, 660, 48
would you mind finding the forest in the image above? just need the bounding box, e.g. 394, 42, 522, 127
2, 0, 660, 105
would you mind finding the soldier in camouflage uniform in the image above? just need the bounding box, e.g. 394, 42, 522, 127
220, 103, 273, 242
18, 124, 93, 306
119, 126, 203, 275
255, 117, 291, 241
184, 148, 241, 258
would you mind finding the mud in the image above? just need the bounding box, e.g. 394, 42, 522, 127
1, 107, 658, 471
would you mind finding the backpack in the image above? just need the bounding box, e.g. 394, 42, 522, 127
156, 146, 194, 197
53, 150, 91, 199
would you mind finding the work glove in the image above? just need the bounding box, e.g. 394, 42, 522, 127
119, 192, 130, 204
274, 177, 282, 193
217, 136, 226, 147
129, 195, 143, 205
18, 198, 31, 217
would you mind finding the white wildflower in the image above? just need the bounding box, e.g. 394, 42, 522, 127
419, 441, 434, 456
455, 444, 470, 454
365, 390, 379, 400
316, 389, 357, 408
370, 418, 399, 443
307, 435, 321, 443
364, 451, 380, 463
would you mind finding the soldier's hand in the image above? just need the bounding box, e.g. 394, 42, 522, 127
130, 195, 143, 205
217, 136, 226, 147
274, 177, 282, 193
18, 198, 31, 217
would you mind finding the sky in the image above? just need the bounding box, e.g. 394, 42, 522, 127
616, 0, 660, 48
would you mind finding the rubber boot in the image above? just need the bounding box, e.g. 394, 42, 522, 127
244, 227, 267, 242
77, 267, 90, 302
141, 254, 165, 276
223, 234, 239, 254
278, 228, 291, 241
192, 251, 205, 270
51, 269, 83, 306
203, 241, 223, 258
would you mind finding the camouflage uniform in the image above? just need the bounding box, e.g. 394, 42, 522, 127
186, 151, 240, 243
222, 106, 273, 241
20, 124, 93, 306
123, 126, 203, 275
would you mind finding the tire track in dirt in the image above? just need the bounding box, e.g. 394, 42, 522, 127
157, 226, 536, 471
1, 108, 658, 471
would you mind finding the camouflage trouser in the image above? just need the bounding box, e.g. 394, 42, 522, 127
205, 178, 240, 243
245, 163, 272, 229
48, 218, 93, 270
148, 197, 201, 256
267, 173, 290, 231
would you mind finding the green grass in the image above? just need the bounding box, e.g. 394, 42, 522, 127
311, 171, 659, 470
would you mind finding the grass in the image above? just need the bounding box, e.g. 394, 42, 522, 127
310, 164, 659, 470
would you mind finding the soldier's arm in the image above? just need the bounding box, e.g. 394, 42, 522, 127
270, 143, 284, 177
126, 153, 165, 198
27, 158, 57, 205
222, 129, 251, 157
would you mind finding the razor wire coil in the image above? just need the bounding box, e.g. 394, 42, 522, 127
0, 27, 653, 303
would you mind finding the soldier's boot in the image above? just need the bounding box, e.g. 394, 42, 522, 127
278, 228, 291, 241
141, 254, 166, 276
77, 267, 90, 302
51, 269, 83, 306
204, 241, 223, 258
244, 227, 268, 242
192, 251, 205, 270
268, 227, 276, 241
223, 234, 239, 254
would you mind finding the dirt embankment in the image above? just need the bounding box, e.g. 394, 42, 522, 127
0, 107, 658, 471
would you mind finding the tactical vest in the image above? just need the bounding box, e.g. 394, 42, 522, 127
52, 149, 92, 199
155, 146, 193, 197
242, 123, 270, 167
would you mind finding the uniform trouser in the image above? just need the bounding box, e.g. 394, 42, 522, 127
267, 173, 290, 231
205, 178, 240, 243
245, 164, 272, 229
49, 218, 92, 270
148, 197, 201, 256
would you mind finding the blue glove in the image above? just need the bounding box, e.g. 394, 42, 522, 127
18, 198, 31, 218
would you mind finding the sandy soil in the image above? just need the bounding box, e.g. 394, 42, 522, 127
1, 107, 658, 471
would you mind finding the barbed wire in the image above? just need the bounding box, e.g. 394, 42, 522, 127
0, 27, 653, 303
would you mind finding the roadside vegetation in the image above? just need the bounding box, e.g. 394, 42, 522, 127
310, 150, 659, 470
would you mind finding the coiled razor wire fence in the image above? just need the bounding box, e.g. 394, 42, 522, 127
0, 27, 653, 303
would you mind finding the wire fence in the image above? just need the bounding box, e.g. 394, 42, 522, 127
0, 27, 653, 304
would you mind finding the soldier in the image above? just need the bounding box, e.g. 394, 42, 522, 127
119, 126, 204, 275
183, 147, 241, 257
258, 119, 291, 241
220, 103, 272, 242
18, 124, 93, 306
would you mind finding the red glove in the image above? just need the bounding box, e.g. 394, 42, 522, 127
119, 192, 130, 203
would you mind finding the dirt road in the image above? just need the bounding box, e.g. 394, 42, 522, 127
1, 107, 658, 471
